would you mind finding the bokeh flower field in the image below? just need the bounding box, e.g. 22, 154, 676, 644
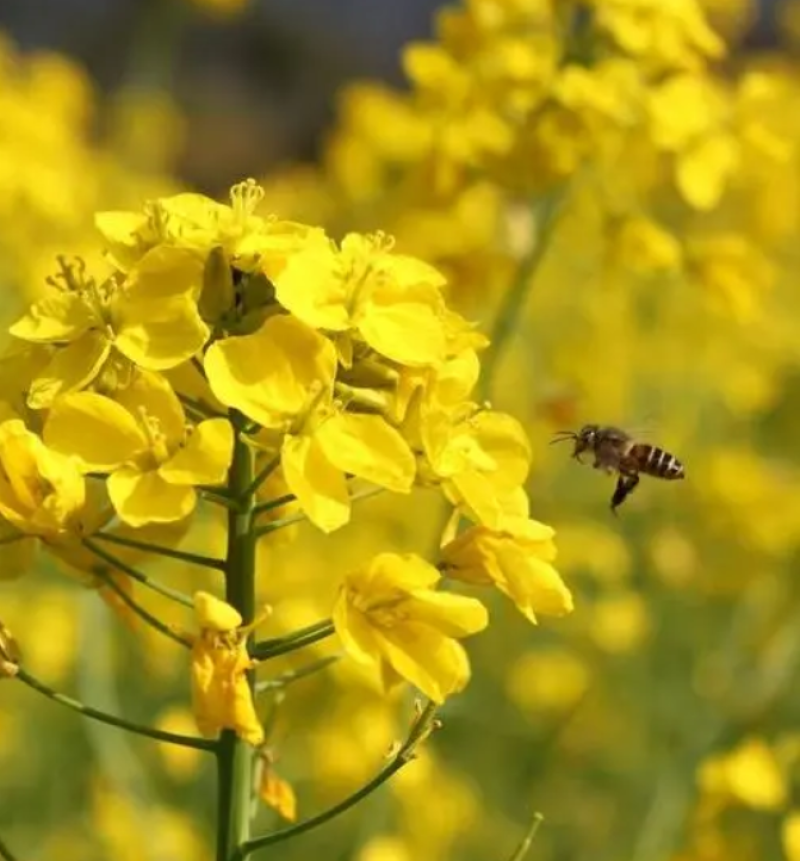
3, 1, 800, 860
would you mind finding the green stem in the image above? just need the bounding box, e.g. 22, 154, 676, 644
90, 565, 191, 648
83, 537, 198, 606
16, 668, 215, 750
250, 620, 335, 661
478, 191, 566, 402
91, 531, 225, 572
217, 414, 259, 861
243, 455, 280, 500
234, 701, 438, 860
178, 393, 223, 419
253, 487, 385, 540
507, 812, 545, 861
255, 653, 342, 692
201, 489, 243, 512
252, 493, 296, 519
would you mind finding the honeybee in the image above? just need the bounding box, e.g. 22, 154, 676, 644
551, 424, 685, 513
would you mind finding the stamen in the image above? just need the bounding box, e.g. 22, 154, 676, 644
230, 178, 265, 223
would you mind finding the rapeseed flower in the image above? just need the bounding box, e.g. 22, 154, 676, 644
189, 591, 263, 746
333, 552, 488, 703
43, 371, 232, 526
441, 518, 573, 622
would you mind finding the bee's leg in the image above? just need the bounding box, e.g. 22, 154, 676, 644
610, 473, 640, 515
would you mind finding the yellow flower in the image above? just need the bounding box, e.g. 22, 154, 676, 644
189, 591, 263, 746
686, 233, 774, 322
648, 73, 738, 210
206, 315, 416, 532
0, 419, 85, 538
418, 405, 531, 529
607, 216, 682, 274
258, 751, 297, 822
441, 518, 573, 623
782, 811, 800, 861
273, 232, 449, 368
43, 371, 233, 526
10, 251, 209, 408
591, 0, 725, 71
333, 552, 488, 703
697, 737, 787, 810
96, 179, 324, 283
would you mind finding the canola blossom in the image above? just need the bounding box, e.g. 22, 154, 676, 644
4, 0, 800, 859
0, 169, 571, 855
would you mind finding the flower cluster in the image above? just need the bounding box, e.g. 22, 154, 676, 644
3, 178, 571, 725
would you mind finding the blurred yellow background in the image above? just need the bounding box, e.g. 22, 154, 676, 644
3, 1, 800, 860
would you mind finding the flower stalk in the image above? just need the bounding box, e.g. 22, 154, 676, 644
217, 412, 259, 861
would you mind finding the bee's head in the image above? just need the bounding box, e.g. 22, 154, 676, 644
550, 424, 599, 460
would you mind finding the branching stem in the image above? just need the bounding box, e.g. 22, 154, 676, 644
16, 668, 215, 750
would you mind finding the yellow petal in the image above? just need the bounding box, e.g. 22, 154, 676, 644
273, 245, 351, 331
501, 558, 574, 623
114, 295, 209, 370
315, 413, 415, 493
404, 591, 489, 637
783, 811, 800, 861
27, 332, 111, 410
44, 392, 147, 471
94, 210, 151, 270
122, 246, 205, 301
677, 133, 738, 211
358, 282, 446, 367
377, 624, 471, 703
333, 591, 381, 666
114, 369, 186, 446
194, 591, 242, 631
281, 434, 349, 532
353, 552, 440, 594
108, 467, 197, 526
159, 418, 234, 486
259, 769, 297, 822
205, 315, 336, 428
10, 292, 96, 343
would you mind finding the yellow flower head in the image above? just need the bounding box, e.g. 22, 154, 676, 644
206, 314, 415, 533
44, 371, 233, 527
697, 737, 787, 811
190, 591, 263, 746
0, 419, 85, 538
419, 405, 531, 529
96, 180, 325, 283
591, 0, 725, 72
10, 252, 209, 409
333, 552, 488, 703
274, 231, 450, 369
441, 518, 573, 623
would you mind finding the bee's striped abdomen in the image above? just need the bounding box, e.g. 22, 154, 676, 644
632, 444, 685, 480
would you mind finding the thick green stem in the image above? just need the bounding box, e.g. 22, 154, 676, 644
217, 413, 258, 861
